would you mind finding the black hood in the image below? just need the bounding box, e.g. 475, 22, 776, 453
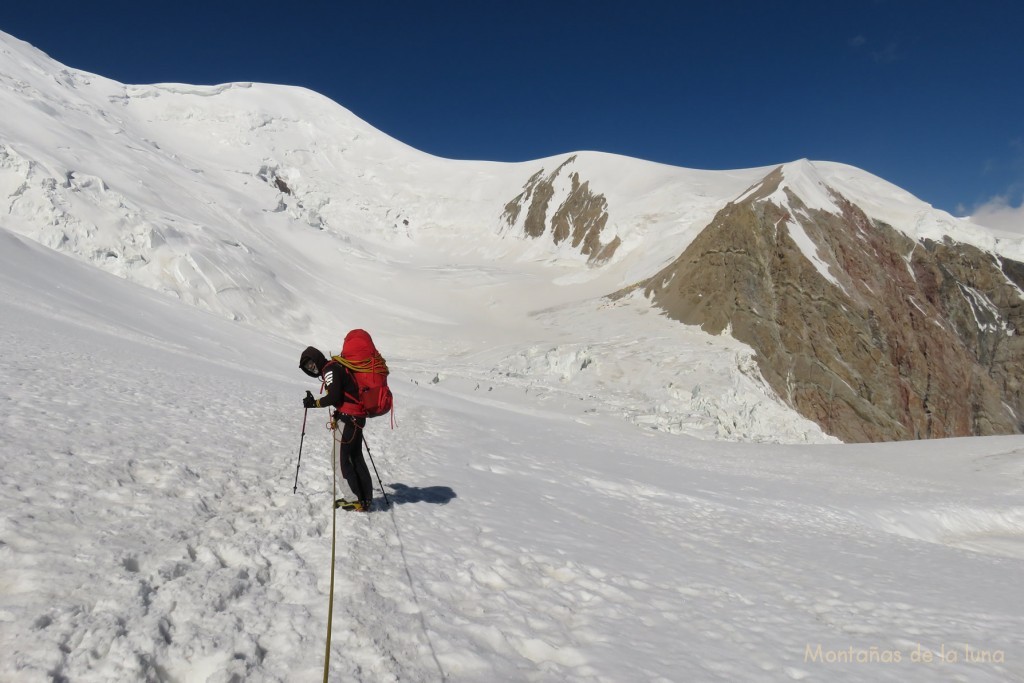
299, 346, 328, 378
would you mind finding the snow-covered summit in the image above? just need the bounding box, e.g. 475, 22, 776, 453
4, 27, 1024, 443
0, 29, 832, 443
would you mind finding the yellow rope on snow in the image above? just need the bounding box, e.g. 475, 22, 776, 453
323, 428, 340, 683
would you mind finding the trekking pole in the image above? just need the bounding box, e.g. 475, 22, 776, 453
292, 392, 313, 494
362, 435, 391, 508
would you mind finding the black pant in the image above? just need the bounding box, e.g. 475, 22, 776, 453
337, 415, 373, 502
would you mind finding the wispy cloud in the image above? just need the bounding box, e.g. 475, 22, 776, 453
970, 194, 1024, 234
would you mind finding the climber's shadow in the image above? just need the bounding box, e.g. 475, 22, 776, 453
385, 482, 457, 506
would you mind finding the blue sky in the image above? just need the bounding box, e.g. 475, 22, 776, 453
2, 1, 1022, 224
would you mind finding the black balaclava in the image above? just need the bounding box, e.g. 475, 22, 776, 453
299, 346, 328, 378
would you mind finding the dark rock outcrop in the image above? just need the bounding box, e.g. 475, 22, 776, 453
502, 156, 620, 263
645, 166, 1024, 442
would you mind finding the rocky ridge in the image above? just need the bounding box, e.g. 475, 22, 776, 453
501, 155, 620, 264
643, 164, 1024, 442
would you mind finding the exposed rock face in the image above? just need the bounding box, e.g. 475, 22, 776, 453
502, 156, 620, 263
645, 166, 1024, 442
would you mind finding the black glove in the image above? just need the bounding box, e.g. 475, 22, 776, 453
303, 391, 317, 409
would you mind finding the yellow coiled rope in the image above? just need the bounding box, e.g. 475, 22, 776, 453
331, 353, 389, 375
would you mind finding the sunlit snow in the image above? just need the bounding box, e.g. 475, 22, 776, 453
1, 30, 1023, 683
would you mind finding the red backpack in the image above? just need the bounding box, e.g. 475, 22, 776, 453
330, 329, 394, 420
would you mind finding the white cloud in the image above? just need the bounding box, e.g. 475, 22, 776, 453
970, 194, 1024, 234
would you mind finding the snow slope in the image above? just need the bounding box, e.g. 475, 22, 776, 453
5, 29, 1023, 446
0, 28, 826, 443
2, 227, 1024, 682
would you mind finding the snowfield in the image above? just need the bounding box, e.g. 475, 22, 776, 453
1, 29, 1023, 683
2, 220, 1023, 682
